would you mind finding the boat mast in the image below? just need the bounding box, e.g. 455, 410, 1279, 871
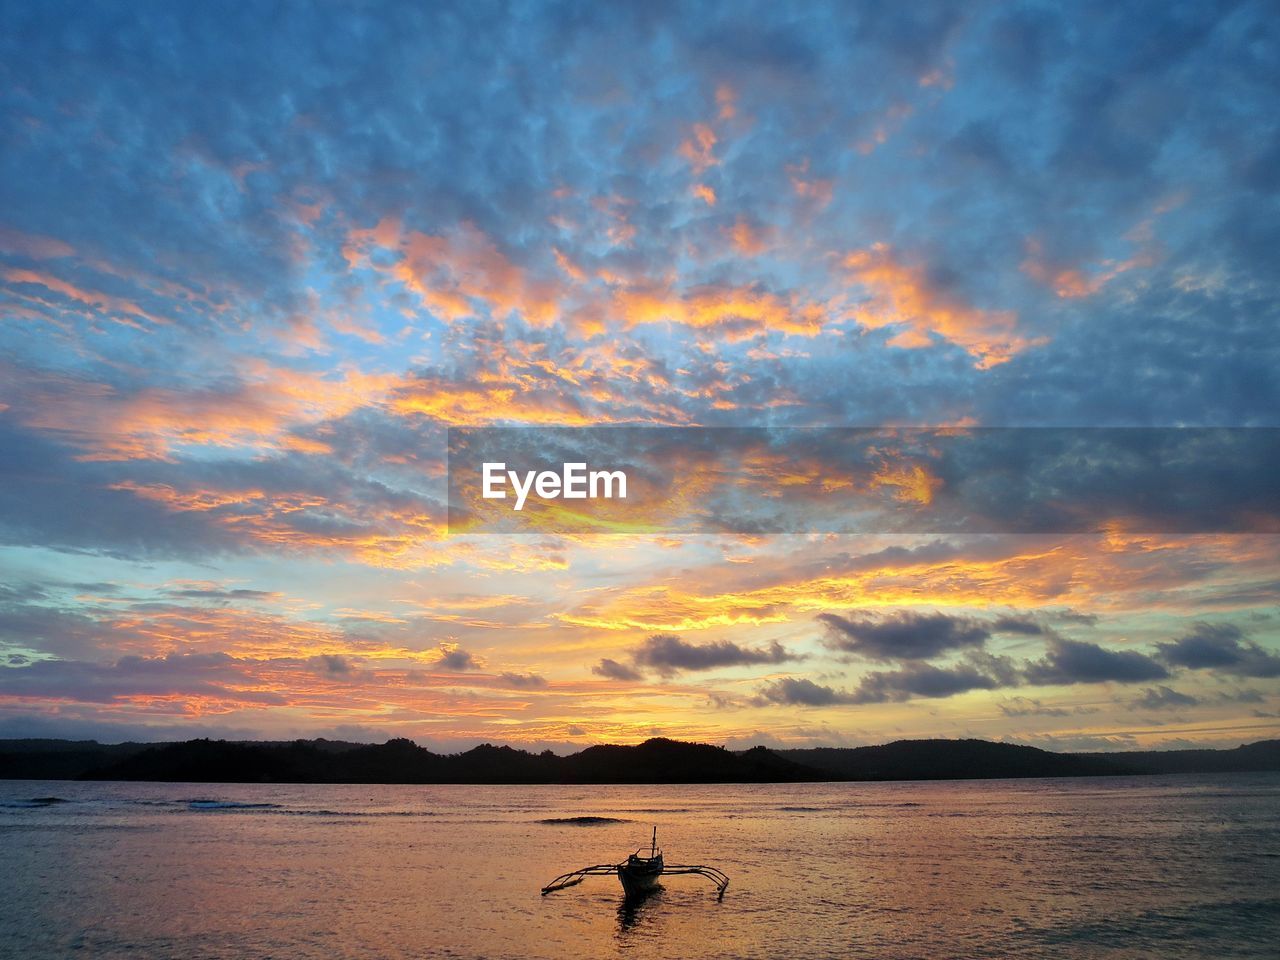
651, 825, 657, 857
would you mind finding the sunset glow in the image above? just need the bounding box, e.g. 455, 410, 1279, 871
1, 1, 1277, 754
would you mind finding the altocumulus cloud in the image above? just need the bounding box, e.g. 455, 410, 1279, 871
498, 671, 547, 689
1156, 622, 1280, 678
818, 610, 1045, 663
850, 661, 1003, 703
434, 643, 480, 671
754, 677, 857, 707
818, 611, 992, 661
755, 660, 1004, 707
1023, 637, 1170, 685
595, 633, 799, 680
1130, 685, 1200, 711
591, 659, 643, 682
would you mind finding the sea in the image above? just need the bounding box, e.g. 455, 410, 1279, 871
1, 774, 1277, 959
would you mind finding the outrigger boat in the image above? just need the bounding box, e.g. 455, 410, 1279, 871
540, 827, 729, 900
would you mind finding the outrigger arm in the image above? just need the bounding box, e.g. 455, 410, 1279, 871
540, 862, 729, 898
662, 864, 730, 899
540, 864, 621, 894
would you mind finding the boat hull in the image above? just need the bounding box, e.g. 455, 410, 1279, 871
618, 854, 663, 898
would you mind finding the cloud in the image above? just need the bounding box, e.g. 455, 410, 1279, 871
818, 610, 991, 661
435, 644, 480, 671
0, 652, 290, 705
312, 654, 356, 676
498, 671, 548, 689
0, 0, 1277, 747
1024, 637, 1169, 685
1129, 685, 1200, 711
997, 696, 1071, 717
1156, 622, 1280, 678
991, 616, 1046, 635
630, 633, 797, 677
591, 658, 643, 682
849, 661, 1003, 703
840, 243, 1043, 368
756, 657, 1008, 708
755, 677, 855, 707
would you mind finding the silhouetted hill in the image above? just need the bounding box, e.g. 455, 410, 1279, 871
1, 736, 1277, 784
778, 739, 1121, 781
0, 739, 150, 778
0, 736, 821, 784
562, 738, 821, 783
1075, 739, 1280, 775
780, 738, 1280, 781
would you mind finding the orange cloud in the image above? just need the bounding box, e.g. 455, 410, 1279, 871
5, 362, 395, 460
390, 376, 602, 427
344, 217, 562, 325
918, 64, 955, 90
842, 243, 1042, 368
1021, 238, 1155, 300
786, 160, 834, 209
868, 462, 944, 505
678, 122, 719, 173
557, 534, 1278, 634
692, 183, 717, 206
855, 102, 913, 155
111, 478, 447, 568
552, 247, 586, 282
726, 217, 771, 257
612, 283, 829, 340
3, 266, 161, 329
715, 83, 737, 120
0, 225, 74, 259
1021, 197, 1181, 299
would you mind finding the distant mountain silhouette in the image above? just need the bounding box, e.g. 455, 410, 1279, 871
1, 736, 1276, 784
780, 738, 1280, 780
777, 739, 1120, 780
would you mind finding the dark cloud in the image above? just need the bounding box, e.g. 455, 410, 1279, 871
1025, 637, 1169, 685
997, 696, 1071, 718
991, 616, 1045, 635
0, 597, 140, 660
0, 420, 240, 559
168, 588, 278, 602
756, 656, 1007, 708
849, 661, 1002, 703
311, 654, 355, 677
0, 653, 289, 705
435, 645, 479, 672
591, 658, 643, 682
818, 611, 990, 661
1217, 688, 1265, 704
1130, 685, 1200, 711
498, 671, 548, 689
755, 677, 855, 707
1156, 622, 1280, 678
631, 633, 796, 677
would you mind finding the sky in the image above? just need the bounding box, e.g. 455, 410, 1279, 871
0, 0, 1277, 752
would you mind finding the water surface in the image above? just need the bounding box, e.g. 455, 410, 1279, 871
2, 774, 1277, 958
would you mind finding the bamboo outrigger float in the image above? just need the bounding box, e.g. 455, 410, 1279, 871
540, 827, 729, 900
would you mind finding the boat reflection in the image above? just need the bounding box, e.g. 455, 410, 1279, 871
616, 886, 663, 931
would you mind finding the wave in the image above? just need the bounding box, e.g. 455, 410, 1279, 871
187, 800, 282, 810
536, 815, 631, 825
1, 796, 72, 808
280, 809, 438, 818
